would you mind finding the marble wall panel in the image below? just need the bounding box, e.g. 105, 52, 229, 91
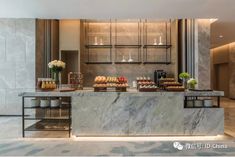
0, 89, 6, 112
0, 36, 6, 61
195, 19, 211, 89
15, 62, 35, 88
0, 19, 15, 37
0, 19, 35, 115
6, 36, 26, 62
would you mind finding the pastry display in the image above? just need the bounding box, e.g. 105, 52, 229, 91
93, 84, 107, 88
139, 84, 159, 92
94, 76, 107, 83
138, 81, 155, 86
159, 77, 175, 82
37, 78, 56, 91
117, 76, 128, 83
136, 76, 151, 81
94, 76, 128, 92
136, 76, 159, 92
162, 81, 181, 86
166, 86, 185, 91
116, 83, 128, 87
106, 76, 118, 83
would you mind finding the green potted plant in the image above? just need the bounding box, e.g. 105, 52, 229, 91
187, 78, 197, 89
179, 72, 190, 88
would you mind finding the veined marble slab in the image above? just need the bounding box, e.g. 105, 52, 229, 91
184, 108, 224, 135
72, 92, 224, 136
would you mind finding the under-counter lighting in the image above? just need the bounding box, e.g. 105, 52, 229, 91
71, 135, 229, 141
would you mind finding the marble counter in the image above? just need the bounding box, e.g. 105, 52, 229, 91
71, 91, 224, 136
19, 89, 224, 136
19, 88, 224, 97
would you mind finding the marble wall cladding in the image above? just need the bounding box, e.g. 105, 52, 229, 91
81, 20, 178, 86
184, 108, 224, 135
72, 92, 185, 136
0, 19, 35, 115
195, 19, 211, 89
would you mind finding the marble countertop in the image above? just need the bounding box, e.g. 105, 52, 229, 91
19, 87, 224, 97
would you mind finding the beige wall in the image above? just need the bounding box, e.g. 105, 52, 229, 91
59, 20, 81, 73
211, 42, 235, 98
80, 20, 178, 86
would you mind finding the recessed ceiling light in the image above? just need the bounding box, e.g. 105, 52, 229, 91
219, 35, 223, 38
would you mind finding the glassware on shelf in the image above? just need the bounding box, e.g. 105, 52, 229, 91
128, 52, 133, 62
94, 36, 98, 45
153, 38, 157, 45
99, 38, 103, 45
158, 36, 163, 45
121, 55, 126, 62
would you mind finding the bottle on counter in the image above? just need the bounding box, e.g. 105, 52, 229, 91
41, 81, 46, 89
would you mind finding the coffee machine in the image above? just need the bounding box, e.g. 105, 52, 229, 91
154, 70, 167, 86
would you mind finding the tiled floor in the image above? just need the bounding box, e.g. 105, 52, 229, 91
0, 98, 234, 156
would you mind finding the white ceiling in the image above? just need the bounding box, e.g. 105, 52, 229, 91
1, 0, 235, 48
0, 0, 235, 19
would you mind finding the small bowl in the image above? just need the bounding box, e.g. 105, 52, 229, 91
194, 100, 203, 107
50, 99, 61, 108
40, 99, 50, 108
31, 99, 40, 107
186, 100, 193, 107
204, 99, 213, 107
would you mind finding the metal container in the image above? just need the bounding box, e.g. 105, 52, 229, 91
50, 99, 61, 108
194, 100, 203, 107
204, 99, 213, 107
40, 99, 50, 108
31, 99, 40, 107
186, 100, 194, 107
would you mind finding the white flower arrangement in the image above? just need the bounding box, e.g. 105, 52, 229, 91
187, 78, 197, 89
187, 78, 197, 85
48, 60, 66, 72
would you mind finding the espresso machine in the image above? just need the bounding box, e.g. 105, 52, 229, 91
154, 70, 167, 86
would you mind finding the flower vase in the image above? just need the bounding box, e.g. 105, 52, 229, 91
183, 79, 187, 89
188, 84, 196, 90
53, 72, 61, 89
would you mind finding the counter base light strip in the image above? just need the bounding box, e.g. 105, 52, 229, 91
72, 135, 229, 141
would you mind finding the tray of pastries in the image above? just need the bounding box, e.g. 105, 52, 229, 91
37, 78, 57, 91
162, 81, 182, 86
93, 76, 128, 92
165, 86, 185, 92
94, 76, 107, 84
159, 77, 175, 82
136, 76, 151, 82
139, 84, 159, 92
